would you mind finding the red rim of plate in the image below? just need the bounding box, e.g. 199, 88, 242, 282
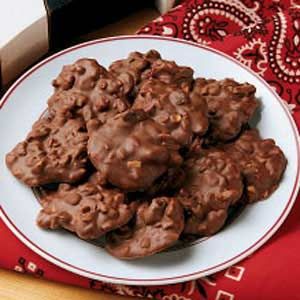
1, 35, 300, 286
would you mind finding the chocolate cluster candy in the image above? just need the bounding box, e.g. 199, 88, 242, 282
133, 79, 208, 146
37, 175, 136, 239
106, 197, 184, 259
6, 115, 88, 186
51, 58, 130, 126
88, 110, 183, 191
6, 50, 287, 259
52, 58, 107, 92
192, 78, 258, 142
109, 50, 161, 86
148, 59, 194, 89
179, 150, 243, 236
109, 51, 194, 95
222, 129, 287, 202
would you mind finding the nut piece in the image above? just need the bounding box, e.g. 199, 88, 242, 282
127, 160, 142, 168
170, 114, 182, 123
247, 186, 256, 193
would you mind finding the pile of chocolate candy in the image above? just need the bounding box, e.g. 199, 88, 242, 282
6, 50, 286, 259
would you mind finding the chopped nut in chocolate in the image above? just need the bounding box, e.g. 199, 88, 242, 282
50, 58, 130, 126
222, 129, 287, 202
109, 50, 161, 86
37, 175, 136, 239
147, 59, 194, 89
192, 78, 258, 142
105, 197, 184, 259
87, 110, 183, 191
133, 79, 208, 146
6, 115, 88, 186
179, 150, 243, 236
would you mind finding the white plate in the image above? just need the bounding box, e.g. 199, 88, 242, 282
0, 36, 299, 286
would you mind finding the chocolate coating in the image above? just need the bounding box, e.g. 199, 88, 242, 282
192, 78, 258, 141
88, 110, 183, 191
52, 58, 107, 92
105, 197, 184, 259
82, 71, 130, 126
147, 167, 186, 197
222, 129, 287, 202
47, 90, 89, 119
109, 50, 161, 86
133, 79, 208, 146
6, 116, 88, 186
37, 176, 136, 239
147, 59, 194, 89
179, 150, 243, 236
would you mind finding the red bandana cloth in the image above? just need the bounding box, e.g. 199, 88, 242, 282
1, 1, 300, 299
